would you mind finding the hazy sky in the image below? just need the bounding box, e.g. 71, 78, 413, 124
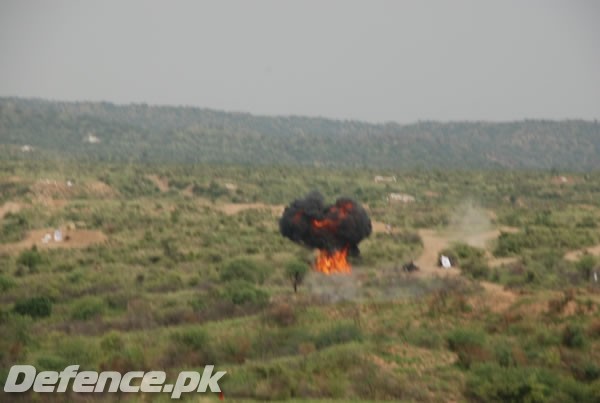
1, 1, 598, 123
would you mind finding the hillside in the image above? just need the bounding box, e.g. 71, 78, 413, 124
1, 97, 599, 170
2, 161, 600, 401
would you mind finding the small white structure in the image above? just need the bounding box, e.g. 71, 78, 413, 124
85, 133, 100, 144
374, 175, 397, 183
54, 229, 63, 242
67, 180, 73, 187
21, 145, 33, 152
42, 233, 52, 244
440, 255, 452, 269
388, 193, 415, 203
594, 272, 598, 283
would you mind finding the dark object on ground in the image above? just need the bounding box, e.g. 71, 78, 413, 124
403, 261, 420, 272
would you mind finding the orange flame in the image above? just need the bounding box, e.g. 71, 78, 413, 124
314, 248, 351, 274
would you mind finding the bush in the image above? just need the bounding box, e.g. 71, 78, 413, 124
100, 331, 125, 352
285, 260, 308, 293
562, 324, 586, 348
447, 327, 486, 351
266, 301, 296, 326
466, 363, 548, 402
461, 258, 491, 280
71, 297, 105, 320
220, 258, 270, 284
252, 327, 313, 359
163, 327, 215, 367
404, 326, 444, 349
37, 355, 68, 371
315, 323, 363, 349
588, 319, 600, 338
224, 281, 269, 306
447, 327, 488, 369
440, 244, 486, 275
0, 274, 15, 292
453, 243, 486, 261
575, 254, 597, 280
16, 246, 43, 271
0, 212, 28, 243
467, 363, 595, 403
13, 296, 52, 318
56, 338, 98, 369
494, 341, 517, 367
172, 327, 209, 350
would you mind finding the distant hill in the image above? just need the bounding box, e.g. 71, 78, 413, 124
1, 97, 598, 170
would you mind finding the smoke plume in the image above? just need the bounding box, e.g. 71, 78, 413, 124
279, 191, 372, 256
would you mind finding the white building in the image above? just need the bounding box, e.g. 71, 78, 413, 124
388, 193, 415, 203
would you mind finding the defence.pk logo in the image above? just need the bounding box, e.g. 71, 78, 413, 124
4, 365, 226, 399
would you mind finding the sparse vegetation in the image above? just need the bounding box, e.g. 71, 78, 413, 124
1, 156, 600, 401
13, 296, 52, 318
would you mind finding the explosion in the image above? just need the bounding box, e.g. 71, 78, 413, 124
279, 192, 372, 274
314, 248, 351, 274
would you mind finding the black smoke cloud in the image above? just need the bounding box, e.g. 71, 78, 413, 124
279, 191, 372, 256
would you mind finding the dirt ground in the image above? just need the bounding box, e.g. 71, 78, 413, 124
30, 179, 116, 198
0, 228, 107, 253
406, 216, 520, 313
474, 281, 518, 313
146, 174, 169, 192
564, 244, 600, 262
86, 181, 117, 197
219, 203, 284, 216
0, 201, 22, 218
371, 220, 397, 234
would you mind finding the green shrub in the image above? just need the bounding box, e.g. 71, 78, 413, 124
0, 212, 28, 243
0, 274, 15, 292
172, 327, 209, 350
265, 301, 296, 326
404, 326, 444, 349
562, 324, 586, 348
252, 327, 313, 359
13, 296, 52, 318
581, 362, 600, 382
447, 327, 488, 369
224, 280, 269, 306
16, 246, 43, 271
494, 341, 517, 367
165, 327, 215, 367
100, 331, 125, 352
315, 323, 363, 349
37, 355, 68, 371
71, 296, 105, 320
461, 258, 491, 280
56, 338, 98, 369
285, 259, 308, 293
466, 363, 548, 402
220, 258, 270, 284
467, 363, 595, 403
452, 243, 486, 261
144, 272, 183, 292
575, 254, 597, 280
447, 327, 486, 351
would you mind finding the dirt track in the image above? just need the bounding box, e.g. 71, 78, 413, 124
414, 229, 455, 278
412, 226, 519, 312
413, 226, 518, 275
